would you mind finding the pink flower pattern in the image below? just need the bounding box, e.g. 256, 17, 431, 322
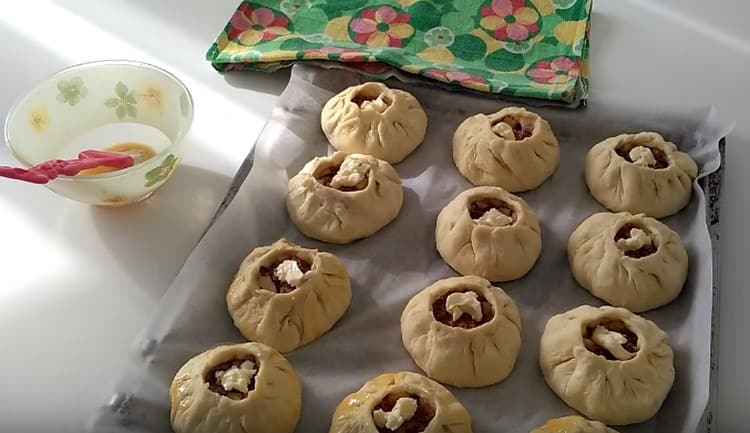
350, 6, 414, 48
526, 57, 581, 84
227, 4, 291, 46
480, 0, 540, 42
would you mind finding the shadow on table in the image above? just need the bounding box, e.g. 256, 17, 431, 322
222, 68, 291, 96
88, 164, 231, 299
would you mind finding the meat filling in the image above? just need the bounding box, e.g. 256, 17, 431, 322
468, 199, 517, 224
373, 393, 435, 433
615, 143, 669, 169
352, 87, 392, 112
205, 357, 258, 400
314, 163, 368, 191
259, 257, 311, 293
614, 224, 657, 258
583, 320, 638, 361
432, 290, 494, 329
491, 116, 534, 141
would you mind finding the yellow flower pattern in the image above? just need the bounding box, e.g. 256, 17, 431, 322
29, 106, 49, 133
418, 47, 455, 63
554, 20, 585, 45
216, 33, 248, 55
325, 16, 352, 41
138, 86, 165, 112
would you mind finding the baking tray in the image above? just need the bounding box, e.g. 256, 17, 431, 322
88, 64, 729, 433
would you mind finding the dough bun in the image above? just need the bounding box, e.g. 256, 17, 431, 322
328, 371, 473, 433
169, 342, 301, 433
453, 106, 559, 192
321, 82, 428, 164
401, 276, 522, 387
287, 152, 403, 244
585, 132, 698, 218
568, 212, 688, 312
226, 238, 351, 353
539, 305, 675, 425
436, 186, 542, 281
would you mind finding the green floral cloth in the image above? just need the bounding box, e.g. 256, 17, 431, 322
207, 0, 592, 106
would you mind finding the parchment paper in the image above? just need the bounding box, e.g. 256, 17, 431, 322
89, 64, 732, 433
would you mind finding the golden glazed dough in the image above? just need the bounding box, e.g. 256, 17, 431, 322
401, 276, 521, 387
435, 186, 542, 282
539, 306, 675, 426
453, 106, 559, 192
585, 132, 698, 218
169, 342, 301, 433
321, 82, 428, 164
287, 152, 403, 243
226, 238, 351, 353
530, 416, 619, 433
328, 371, 473, 433
568, 212, 688, 312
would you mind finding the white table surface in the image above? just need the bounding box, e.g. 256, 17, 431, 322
0, 1, 747, 432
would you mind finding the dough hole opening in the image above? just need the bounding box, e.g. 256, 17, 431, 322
352, 86, 392, 112
432, 289, 494, 329
373, 392, 436, 433
313, 163, 369, 192
469, 198, 517, 226
491, 115, 534, 141
582, 319, 639, 361
615, 142, 669, 169
614, 224, 657, 258
259, 256, 312, 293
205, 356, 258, 400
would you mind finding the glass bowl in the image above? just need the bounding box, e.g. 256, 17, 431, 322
4, 60, 194, 206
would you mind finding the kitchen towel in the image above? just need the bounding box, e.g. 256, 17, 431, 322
207, 0, 592, 106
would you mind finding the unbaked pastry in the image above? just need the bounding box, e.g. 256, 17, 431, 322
530, 416, 619, 433
328, 371, 473, 433
568, 212, 688, 312
539, 305, 675, 426
401, 276, 521, 387
453, 106, 559, 192
169, 342, 301, 433
435, 186, 542, 281
585, 132, 698, 218
287, 152, 403, 243
321, 82, 428, 164
226, 238, 351, 353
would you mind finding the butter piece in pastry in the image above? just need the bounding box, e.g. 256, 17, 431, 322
568, 212, 688, 312
401, 276, 521, 387
453, 107, 559, 192
287, 152, 403, 244
530, 416, 619, 433
321, 82, 428, 164
226, 238, 351, 353
328, 371, 473, 433
539, 305, 675, 426
585, 132, 698, 218
435, 186, 542, 281
169, 342, 301, 433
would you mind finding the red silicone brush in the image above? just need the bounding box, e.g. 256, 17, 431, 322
0, 150, 134, 184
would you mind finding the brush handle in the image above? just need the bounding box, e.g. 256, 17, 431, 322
0, 151, 134, 184
0, 167, 49, 184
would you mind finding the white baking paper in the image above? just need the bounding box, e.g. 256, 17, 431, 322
89, 64, 732, 433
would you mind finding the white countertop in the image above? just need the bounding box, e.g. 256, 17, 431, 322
0, 1, 747, 432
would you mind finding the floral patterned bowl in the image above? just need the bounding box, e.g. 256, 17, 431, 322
4, 60, 193, 206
